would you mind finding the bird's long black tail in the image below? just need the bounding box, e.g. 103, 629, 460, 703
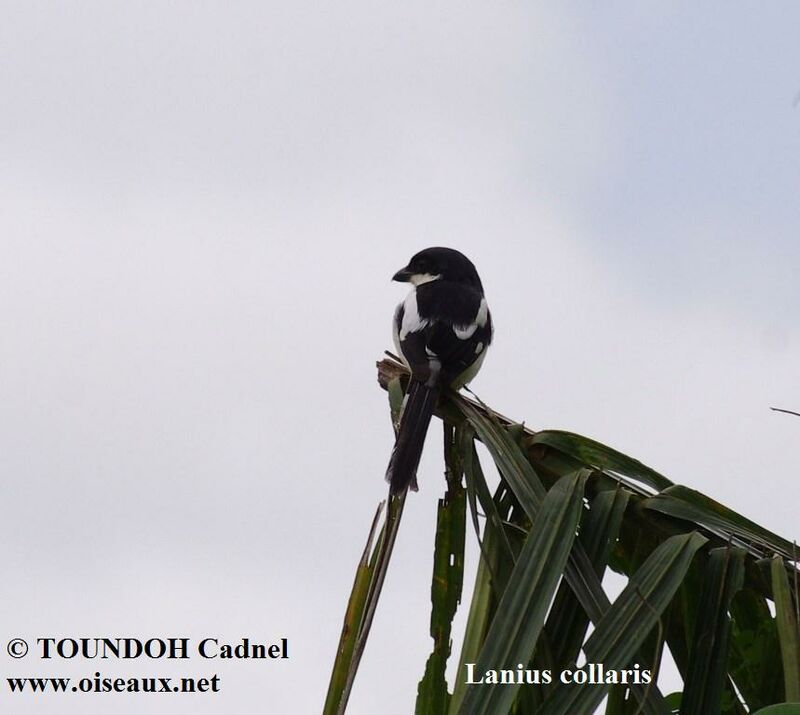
386, 380, 439, 495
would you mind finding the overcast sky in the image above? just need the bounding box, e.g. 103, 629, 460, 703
2, 3, 799, 714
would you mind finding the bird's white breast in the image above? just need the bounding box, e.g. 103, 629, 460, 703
398, 289, 428, 341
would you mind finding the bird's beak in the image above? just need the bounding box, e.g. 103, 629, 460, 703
392, 266, 413, 282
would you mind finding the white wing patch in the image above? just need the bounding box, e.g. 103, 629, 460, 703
399, 290, 428, 340
475, 298, 489, 327
453, 322, 478, 339
453, 298, 489, 340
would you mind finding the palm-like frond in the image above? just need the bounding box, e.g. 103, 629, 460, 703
323, 358, 800, 715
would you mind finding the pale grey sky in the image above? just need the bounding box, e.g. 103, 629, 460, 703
2, 3, 799, 714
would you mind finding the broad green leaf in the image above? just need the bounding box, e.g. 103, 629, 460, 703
365, 363, 800, 715
751, 706, 800, 715
462, 432, 484, 566
450, 477, 518, 715
326, 382, 411, 713
643, 486, 795, 559
537, 532, 707, 715
656, 551, 704, 681
458, 471, 587, 715
388, 376, 405, 427
729, 588, 784, 709
463, 437, 515, 577
546, 487, 630, 670
681, 546, 746, 715
664, 691, 682, 712
450, 517, 500, 715
416, 427, 467, 713
530, 430, 673, 492
771, 556, 800, 702
587, 531, 708, 664
604, 684, 627, 714
459, 401, 546, 511
323, 504, 385, 715
456, 396, 672, 715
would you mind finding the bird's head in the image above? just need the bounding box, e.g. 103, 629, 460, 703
392, 247, 483, 290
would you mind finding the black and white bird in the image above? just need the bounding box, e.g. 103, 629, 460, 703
386, 247, 493, 495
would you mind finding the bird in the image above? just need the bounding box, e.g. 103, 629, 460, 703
386, 247, 493, 495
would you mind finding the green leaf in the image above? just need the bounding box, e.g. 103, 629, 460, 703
729, 588, 784, 709
680, 546, 746, 715
643, 486, 795, 559
325, 382, 411, 713
546, 487, 630, 670
604, 684, 628, 715
537, 532, 708, 715
530, 430, 673, 492
751, 706, 800, 715
388, 376, 406, 427
456, 396, 672, 715
367, 365, 800, 715
664, 691, 682, 712
323, 504, 385, 715
458, 471, 588, 715
416, 428, 467, 713
463, 437, 515, 578
654, 550, 703, 682
460, 402, 546, 511
587, 531, 708, 663
450, 482, 511, 715
771, 556, 800, 702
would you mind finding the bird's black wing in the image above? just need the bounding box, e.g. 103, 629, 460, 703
417, 281, 492, 385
